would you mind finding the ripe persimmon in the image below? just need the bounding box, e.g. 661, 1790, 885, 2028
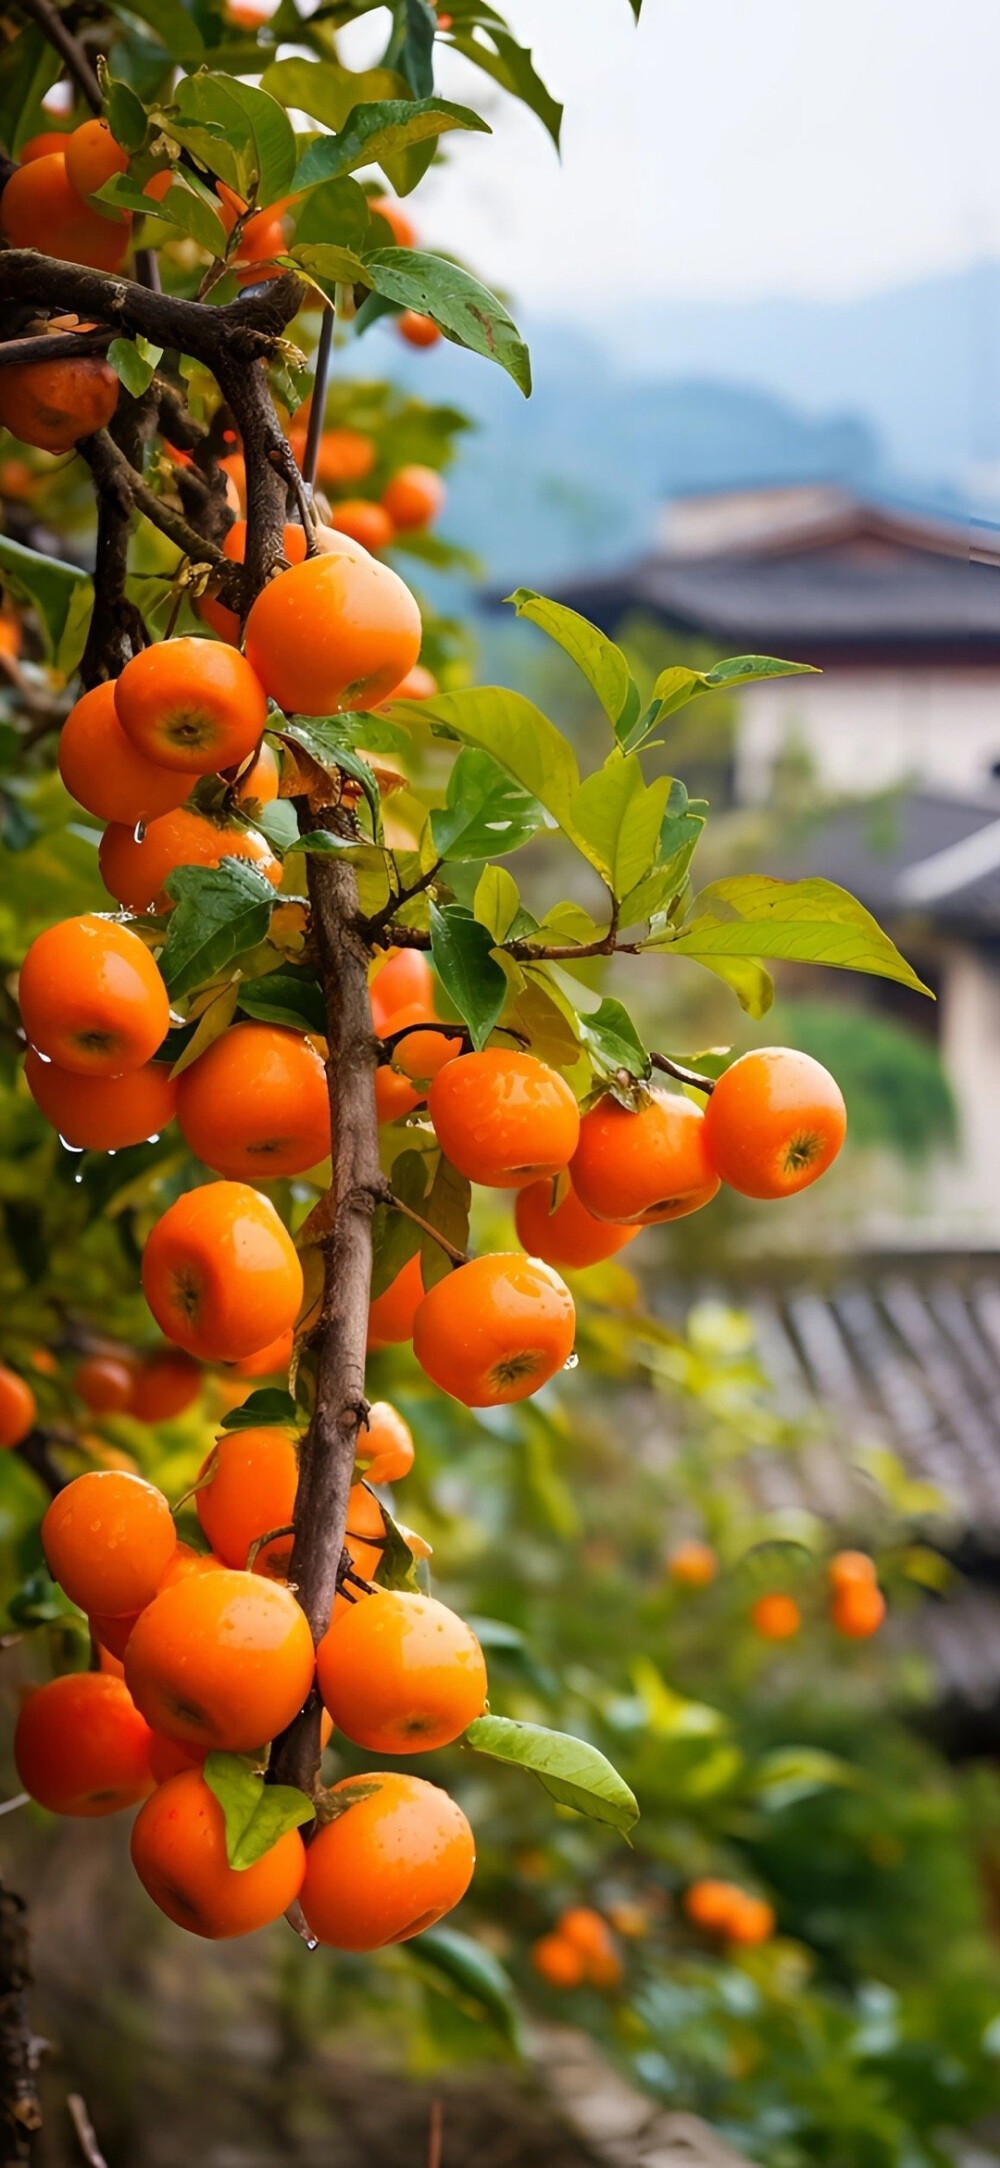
243, 550, 421, 717
725, 1893, 775, 1945
299, 1772, 475, 1948
356, 1400, 414, 1486
15, 1673, 153, 1816
147, 1732, 204, 1785
42, 1469, 177, 1617
340, 1481, 387, 1594
751, 1592, 801, 1641
99, 807, 281, 914
236, 741, 280, 808
25, 1049, 178, 1151
667, 1540, 718, 1589
326, 498, 394, 552
559, 1907, 622, 1987
198, 520, 307, 643
19, 914, 169, 1076
64, 118, 128, 201
176, 1024, 330, 1180
370, 947, 435, 1027
235, 1328, 294, 1378
125, 1568, 315, 1751
195, 1427, 299, 1572
0, 1365, 36, 1448
382, 465, 445, 531
369, 197, 417, 248
571, 1092, 720, 1225
367, 1252, 425, 1349
19, 132, 73, 162
828, 1549, 877, 1592
376, 1005, 463, 1121
74, 1353, 136, 1415
383, 663, 438, 702
131, 1766, 306, 1937
0, 351, 119, 454
532, 1933, 586, 1987
684, 1880, 742, 1932
58, 680, 189, 826
831, 1581, 886, 1638
130, 1349, 201, 1423
311, 426, 376, 488
413, 1253, 575, 1406
142, 1181, 303, 1362
702, 1047, 847, 1200
114, 638, 268, 774
1, 154, 131, 271
397, 310, 440, 348
317, 1590, 486, 1753
514, 1179, 637, 1270
233, 215, 286, 285
428, 1051, 580, 1190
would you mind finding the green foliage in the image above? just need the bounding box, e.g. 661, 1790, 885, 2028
203, 1752, 315, 1867
465, 1714, 640, 1833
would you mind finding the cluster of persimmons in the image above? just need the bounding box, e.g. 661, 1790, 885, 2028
667, 1541, 886, 1641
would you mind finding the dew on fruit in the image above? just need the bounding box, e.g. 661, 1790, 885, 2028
563, 1350, 579, 1371
58, 1136, 84, 1153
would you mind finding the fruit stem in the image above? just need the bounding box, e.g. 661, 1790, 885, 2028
386, 1194, 467, 1267
649, 1050, 717, 1096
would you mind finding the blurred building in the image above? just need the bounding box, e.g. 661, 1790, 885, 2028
555, 482, 1000, 1238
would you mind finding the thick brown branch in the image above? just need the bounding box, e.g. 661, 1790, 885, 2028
0, 257, 305, 369
0, 1879, 44, 2163
19, 0, 102, 112
270, 809, 382, 1796
79, 394, 156, 686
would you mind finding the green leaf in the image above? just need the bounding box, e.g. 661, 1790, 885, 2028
406, 1926, 521, 2047
464, 1715, 639, 1834
444, 22, 561, 148
362, 249, 530, 395
0, 535, 92, 673
473, 864, 520, 943
370, 1149, 426, 1299
419, 1151, 470, 1290
402, 688, 579, 827
429, 902, 506, 1051
0, 24, 60, 154
262, 56, 408, 133
291, 174, 371, 253
221, 77, 297, 201
292, 243, 369, 295
219, 1387, 299, 1431
293, 98, 487, 191
203, 1752, 314, 1868
237, 970, 326, 1035
159, 73, 294, 201
104, 76, 150, 156
690, 955, 775, 1018
569, 754, 672, 896
115, 0, 204, 59
749, 1746, 862, 1813
578, 997, 650, 1083
650, 654, 818, 726
161, 180, 231, 256
507, 588, 638, 737
372, 1494, 419, 1590
430, 746, 545, 862
107, 336, 164, 398
158, 860, 276, 1000
657, 876, 933, 996
277, 719, 382, 837
385, 0, 437, 98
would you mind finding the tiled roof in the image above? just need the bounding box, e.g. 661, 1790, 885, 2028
776, 790, 1000, 933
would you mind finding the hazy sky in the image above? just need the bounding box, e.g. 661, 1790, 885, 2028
344, 1, 995, 314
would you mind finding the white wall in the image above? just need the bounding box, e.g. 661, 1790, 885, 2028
926, 945, 1000, 1240
736, 670, 1000, 805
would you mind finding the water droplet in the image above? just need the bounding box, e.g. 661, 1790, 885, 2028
59, 1135, 84, 1155
133, 820, 146, 845
563, 1350, 579, 1371
146, 1132, 160, 1144
305, 1935, 318, 1953
73, 1170, 84, 1185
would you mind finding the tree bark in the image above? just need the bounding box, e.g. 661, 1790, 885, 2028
0, 1880, 43, 2167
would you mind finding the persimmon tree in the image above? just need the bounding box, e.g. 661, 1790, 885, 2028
0, 0, 935, 2151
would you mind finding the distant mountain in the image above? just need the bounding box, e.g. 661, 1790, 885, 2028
371, 260, 999, 591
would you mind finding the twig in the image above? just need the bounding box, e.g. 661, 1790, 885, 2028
269, 804, 384, 1796
427, 2099, 443, 2168
0, 1798, 28, 1820
79, 428, 230, 572
19, 0, 102, 112
301, 306, 334, 494
79, 394, 157, 686
68, 2094, 109, 2168
650, 1049, 716, 1095
15, 1429, 68, 1496
0, 329, 114, 370
387, 1194, 466, 1267
379, 1019, 471, 1057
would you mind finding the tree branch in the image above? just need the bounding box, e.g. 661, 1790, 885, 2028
0, 257, 305, 370
0, 328, 114, 370
386, 1194, 466, 1266
79, 394, 156, 687
0, 1879, 44, 2164
269, 805, 383, 1796
650, 1050, 716, 1095
79, 428, 230, 573
19, 0, 102, 112
68, 2094, 109, 2168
